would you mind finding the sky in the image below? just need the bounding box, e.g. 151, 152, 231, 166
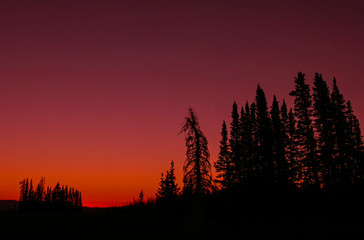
1, 0, 364, 207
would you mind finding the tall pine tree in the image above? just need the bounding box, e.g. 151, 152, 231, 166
289, 72, 318, 188
241, 102, 254, 188
331, 78, 351, 185
312, 73, 335, 188
255, 85, 274, 186
214, 121, 233, 189
229, 102, 243, 188
271, 95, 289, 186
180, 108, 212, 195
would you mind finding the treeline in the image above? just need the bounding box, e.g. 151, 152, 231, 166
19, 177, 82, 211
215, 72, 364, 191
156, 72, 364, 203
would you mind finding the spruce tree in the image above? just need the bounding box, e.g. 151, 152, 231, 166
347, 101, 364, 183
331, 78, 351, 185
156, 160, 180, 201
180, 108, 212, 195
312, 73, 335, 188
249, 102, 259, 184
35, 177, 46, 203
271, 95, 288, 185
214, 121, 233, 189
241, 102, 254, 187
280, 100, 296, 185
28, 179, 34, 203
289, 72, 318, 188
255, 85, 274, 186
139, 190, 144, 205
229, 101, 243, 188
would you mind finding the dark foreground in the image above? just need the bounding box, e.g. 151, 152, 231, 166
1, 190, 364, 240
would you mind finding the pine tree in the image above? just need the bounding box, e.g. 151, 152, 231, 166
45, 186, 51, 205
249, 102, 259, 184
289, 72, 318, 188
271, 95, 288, 185
214, 121, 232, 189
352, 115, 364, 183
331, 78, 351, 185
52, 182, 61, 204
19, 178, 29, 211
281, 100, 296, 184
180, 108, 212, 195
156, 160, 180, 201
139, 190, 144, 205
241, 102, 254, 187
312, 73, 335, 188
35, 177, 46, 202
167, 161, 180, 197
347, 101, 364, 183
28, 179, 34, 202
229, 101, 243, 188
255, 85, 274, 186
78, 192, 82, 207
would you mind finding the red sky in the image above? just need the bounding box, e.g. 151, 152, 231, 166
1, 0, 364, 207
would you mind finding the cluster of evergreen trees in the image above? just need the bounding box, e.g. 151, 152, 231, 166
157, 72, 364, 201
19, 177, 82, 211
215, 72, 363, 191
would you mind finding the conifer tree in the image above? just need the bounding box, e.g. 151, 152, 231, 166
45, 186, 51, 204
28, 179, 34, 202
139, 190, 144, 205
255, 85, 274, 186
331, 78, 351, 185
229, 101, 243, 188
241, 102, 254, 187
52, 182, 61, 204
347, 101, 364, 183
214, 121, 232, 189
35, 177, 46, 202
156, 160, 180, 201
280, 100, 296, 184
312, 73, 335, 188
180, 108, 212, 195
271, 95, 288, 185
19, 178, 28, 203
249, 102, 259, 183
289, 72, 318, 188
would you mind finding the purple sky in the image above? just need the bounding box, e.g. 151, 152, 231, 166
1, 0, 364, 206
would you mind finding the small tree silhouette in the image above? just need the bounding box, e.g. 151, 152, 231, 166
156, 160, 180, 202
139, 190, 144, 205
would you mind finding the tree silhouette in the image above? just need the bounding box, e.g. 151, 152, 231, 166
283, 104, 297, 184
156, 160, 180, 202
289, 72, 318, 188
331, 78, 351, 185
312, 73, 335, 188
229, 102, 243, 188
241, 102, 255, 188
214, 121, 233, 189
180, 107, 212, 195
19, 178, 82, 211
35, 177, 46, 202
271, 95, 289, 185
255, 85, 274, 186
346, 101, 364, 183
139, 190, 144, 205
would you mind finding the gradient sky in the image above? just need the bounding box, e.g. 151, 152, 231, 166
1, 0, 364, 207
